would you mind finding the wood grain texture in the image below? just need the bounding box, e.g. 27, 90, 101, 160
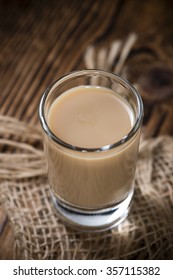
0, 210, 14, 259
0, 0, 173, 259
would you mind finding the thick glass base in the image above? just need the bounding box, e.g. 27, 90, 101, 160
52, 191, 133, 232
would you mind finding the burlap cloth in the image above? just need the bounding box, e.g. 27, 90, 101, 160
1, 35, 173, 259
0, 115, 173, 259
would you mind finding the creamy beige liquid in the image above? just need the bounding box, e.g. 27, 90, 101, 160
45, 86, 140, 208
48, 86, 133, 148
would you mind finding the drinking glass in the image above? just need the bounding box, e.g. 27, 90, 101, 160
39, 70, 143, 231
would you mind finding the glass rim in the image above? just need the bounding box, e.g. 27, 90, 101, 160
39, 69, 143, 152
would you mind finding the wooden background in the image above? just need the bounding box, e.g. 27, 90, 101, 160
0, 0, 173, 259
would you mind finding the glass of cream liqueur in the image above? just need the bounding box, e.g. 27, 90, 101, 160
39, 70, 143, 231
